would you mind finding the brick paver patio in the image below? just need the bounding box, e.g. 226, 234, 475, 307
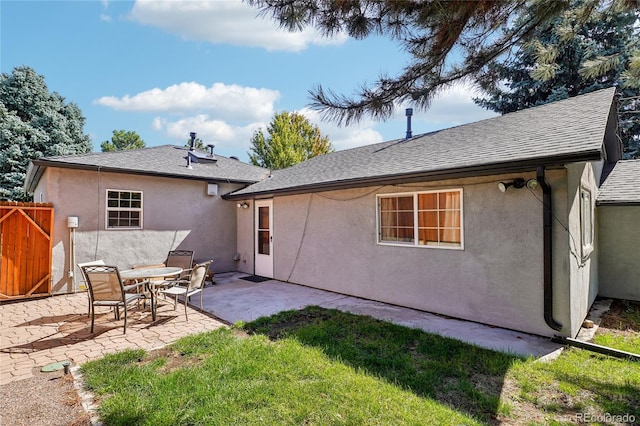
0, 292, 226, 385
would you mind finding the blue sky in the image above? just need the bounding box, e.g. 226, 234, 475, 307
2, 0, 497, 161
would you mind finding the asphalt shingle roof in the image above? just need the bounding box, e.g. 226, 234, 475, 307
229, 87, 616, 198
597, 159, 640, 205
27, 145, 269, 189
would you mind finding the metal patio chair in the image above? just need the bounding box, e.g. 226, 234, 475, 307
77, 260, 105, 317
158, 260, 212, 321
165, 250, 195, 279
81, 265, 151, 334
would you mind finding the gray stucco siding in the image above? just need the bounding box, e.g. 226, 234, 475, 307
268, 173, 567, 337
598, 206, 640, 301
36, 167, 242, 294
564, 162, 601, 336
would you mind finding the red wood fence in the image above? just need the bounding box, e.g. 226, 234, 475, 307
0, 202, 54, 300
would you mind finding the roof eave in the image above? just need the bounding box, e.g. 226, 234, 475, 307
23, 162, 45, 194
596, 200, 640, 206
29, 159, 262, 185
223, 151, 603, 200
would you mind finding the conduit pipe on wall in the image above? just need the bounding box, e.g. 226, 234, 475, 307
552, 336, 640, 361
537, 166, 563, 331
68, 216, 78, 292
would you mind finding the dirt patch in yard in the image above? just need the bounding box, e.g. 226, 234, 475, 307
600, 299, 640, 336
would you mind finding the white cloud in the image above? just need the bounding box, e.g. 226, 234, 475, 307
128, 0, 346, 52
98, 80, 495, 161
152, 114, 263, 154
95, 82, 280, 122
100, 13, 113, 22
418, 82, 498, 126
151, 107, 384, 159
298, 107, 384, 152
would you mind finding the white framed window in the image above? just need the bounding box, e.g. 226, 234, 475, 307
377, 189, 463, 249
106, 189, 143, 229
580, 188, 593, 257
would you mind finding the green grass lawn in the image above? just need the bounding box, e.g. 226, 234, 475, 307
80, 303, 640, 425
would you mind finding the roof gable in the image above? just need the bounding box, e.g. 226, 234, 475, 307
228, 88, 617, 199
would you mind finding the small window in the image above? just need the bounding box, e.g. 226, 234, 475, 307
106, 190, 143, 229
580, 189, 593, 256
377, 189, 463, 249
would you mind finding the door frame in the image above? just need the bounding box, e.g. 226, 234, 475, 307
254, 199, 274, 278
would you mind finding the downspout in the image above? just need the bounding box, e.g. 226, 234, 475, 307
537, 165, 563, 331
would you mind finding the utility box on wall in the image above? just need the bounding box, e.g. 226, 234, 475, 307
207, 183, 218, 196
67, 216, 79, 228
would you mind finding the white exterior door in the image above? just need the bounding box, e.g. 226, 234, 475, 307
254, 199, 273, 278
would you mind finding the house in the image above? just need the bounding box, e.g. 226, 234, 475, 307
225, 87, 627, 338
596, 159, 640, 301
23, 87, 636, 338
23, 144, 268, 294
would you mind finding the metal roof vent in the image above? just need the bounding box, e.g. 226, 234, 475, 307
405, 108, 413, 139
189, 132, 196, 151
207, 144, 216, 159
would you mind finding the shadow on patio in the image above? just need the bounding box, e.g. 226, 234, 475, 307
0, 292, 225, 384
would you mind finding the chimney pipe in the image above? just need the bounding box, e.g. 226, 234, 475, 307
189, 132, 196, 151
405, 108, 413, 139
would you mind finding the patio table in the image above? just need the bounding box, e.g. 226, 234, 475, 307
120, 267, 183, 319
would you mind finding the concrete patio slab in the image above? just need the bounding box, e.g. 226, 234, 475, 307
202, 272, 564, 359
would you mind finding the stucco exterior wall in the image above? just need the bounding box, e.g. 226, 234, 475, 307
236, 200, 254, 274
564, 162, 601, 336
35, 167, 243, 294
598, 206, 640, 301
249, 170, 573, 337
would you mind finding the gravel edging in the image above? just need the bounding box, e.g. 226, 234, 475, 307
0, 366, 91, 426
70, 366, 102, 426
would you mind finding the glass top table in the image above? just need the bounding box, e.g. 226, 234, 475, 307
120, 266, 183, 281
120, 267, 184, 319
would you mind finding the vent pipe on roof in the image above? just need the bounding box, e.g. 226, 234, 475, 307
405, 108, 413, 139
207, 144, 215, 158
189, 132, 196, 151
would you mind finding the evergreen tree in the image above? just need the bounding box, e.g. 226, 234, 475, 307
474, 3, 639, 157
0, 66, 92, 201
184, 136, 207, 151
101, 130, 146, 152
248, 111, 334, 169
247, 0, 639, 126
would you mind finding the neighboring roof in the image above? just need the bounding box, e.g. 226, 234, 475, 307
24, 145, 269, 192
227, 87, 617, 199
597, 159, 640, 205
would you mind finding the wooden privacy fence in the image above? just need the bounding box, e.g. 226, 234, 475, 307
0, 202, 54, 300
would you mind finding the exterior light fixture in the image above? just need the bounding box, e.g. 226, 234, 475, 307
525, 178, 539, 190
236, 202, 249, 209
498, 178, 540, 192
498, 178, 526, 192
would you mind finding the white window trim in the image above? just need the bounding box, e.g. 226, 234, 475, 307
376, 188, 464, 250
579, 187, 594, 259
105, 189, 144, 230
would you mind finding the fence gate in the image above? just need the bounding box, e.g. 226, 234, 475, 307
0, 202, 54, 300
